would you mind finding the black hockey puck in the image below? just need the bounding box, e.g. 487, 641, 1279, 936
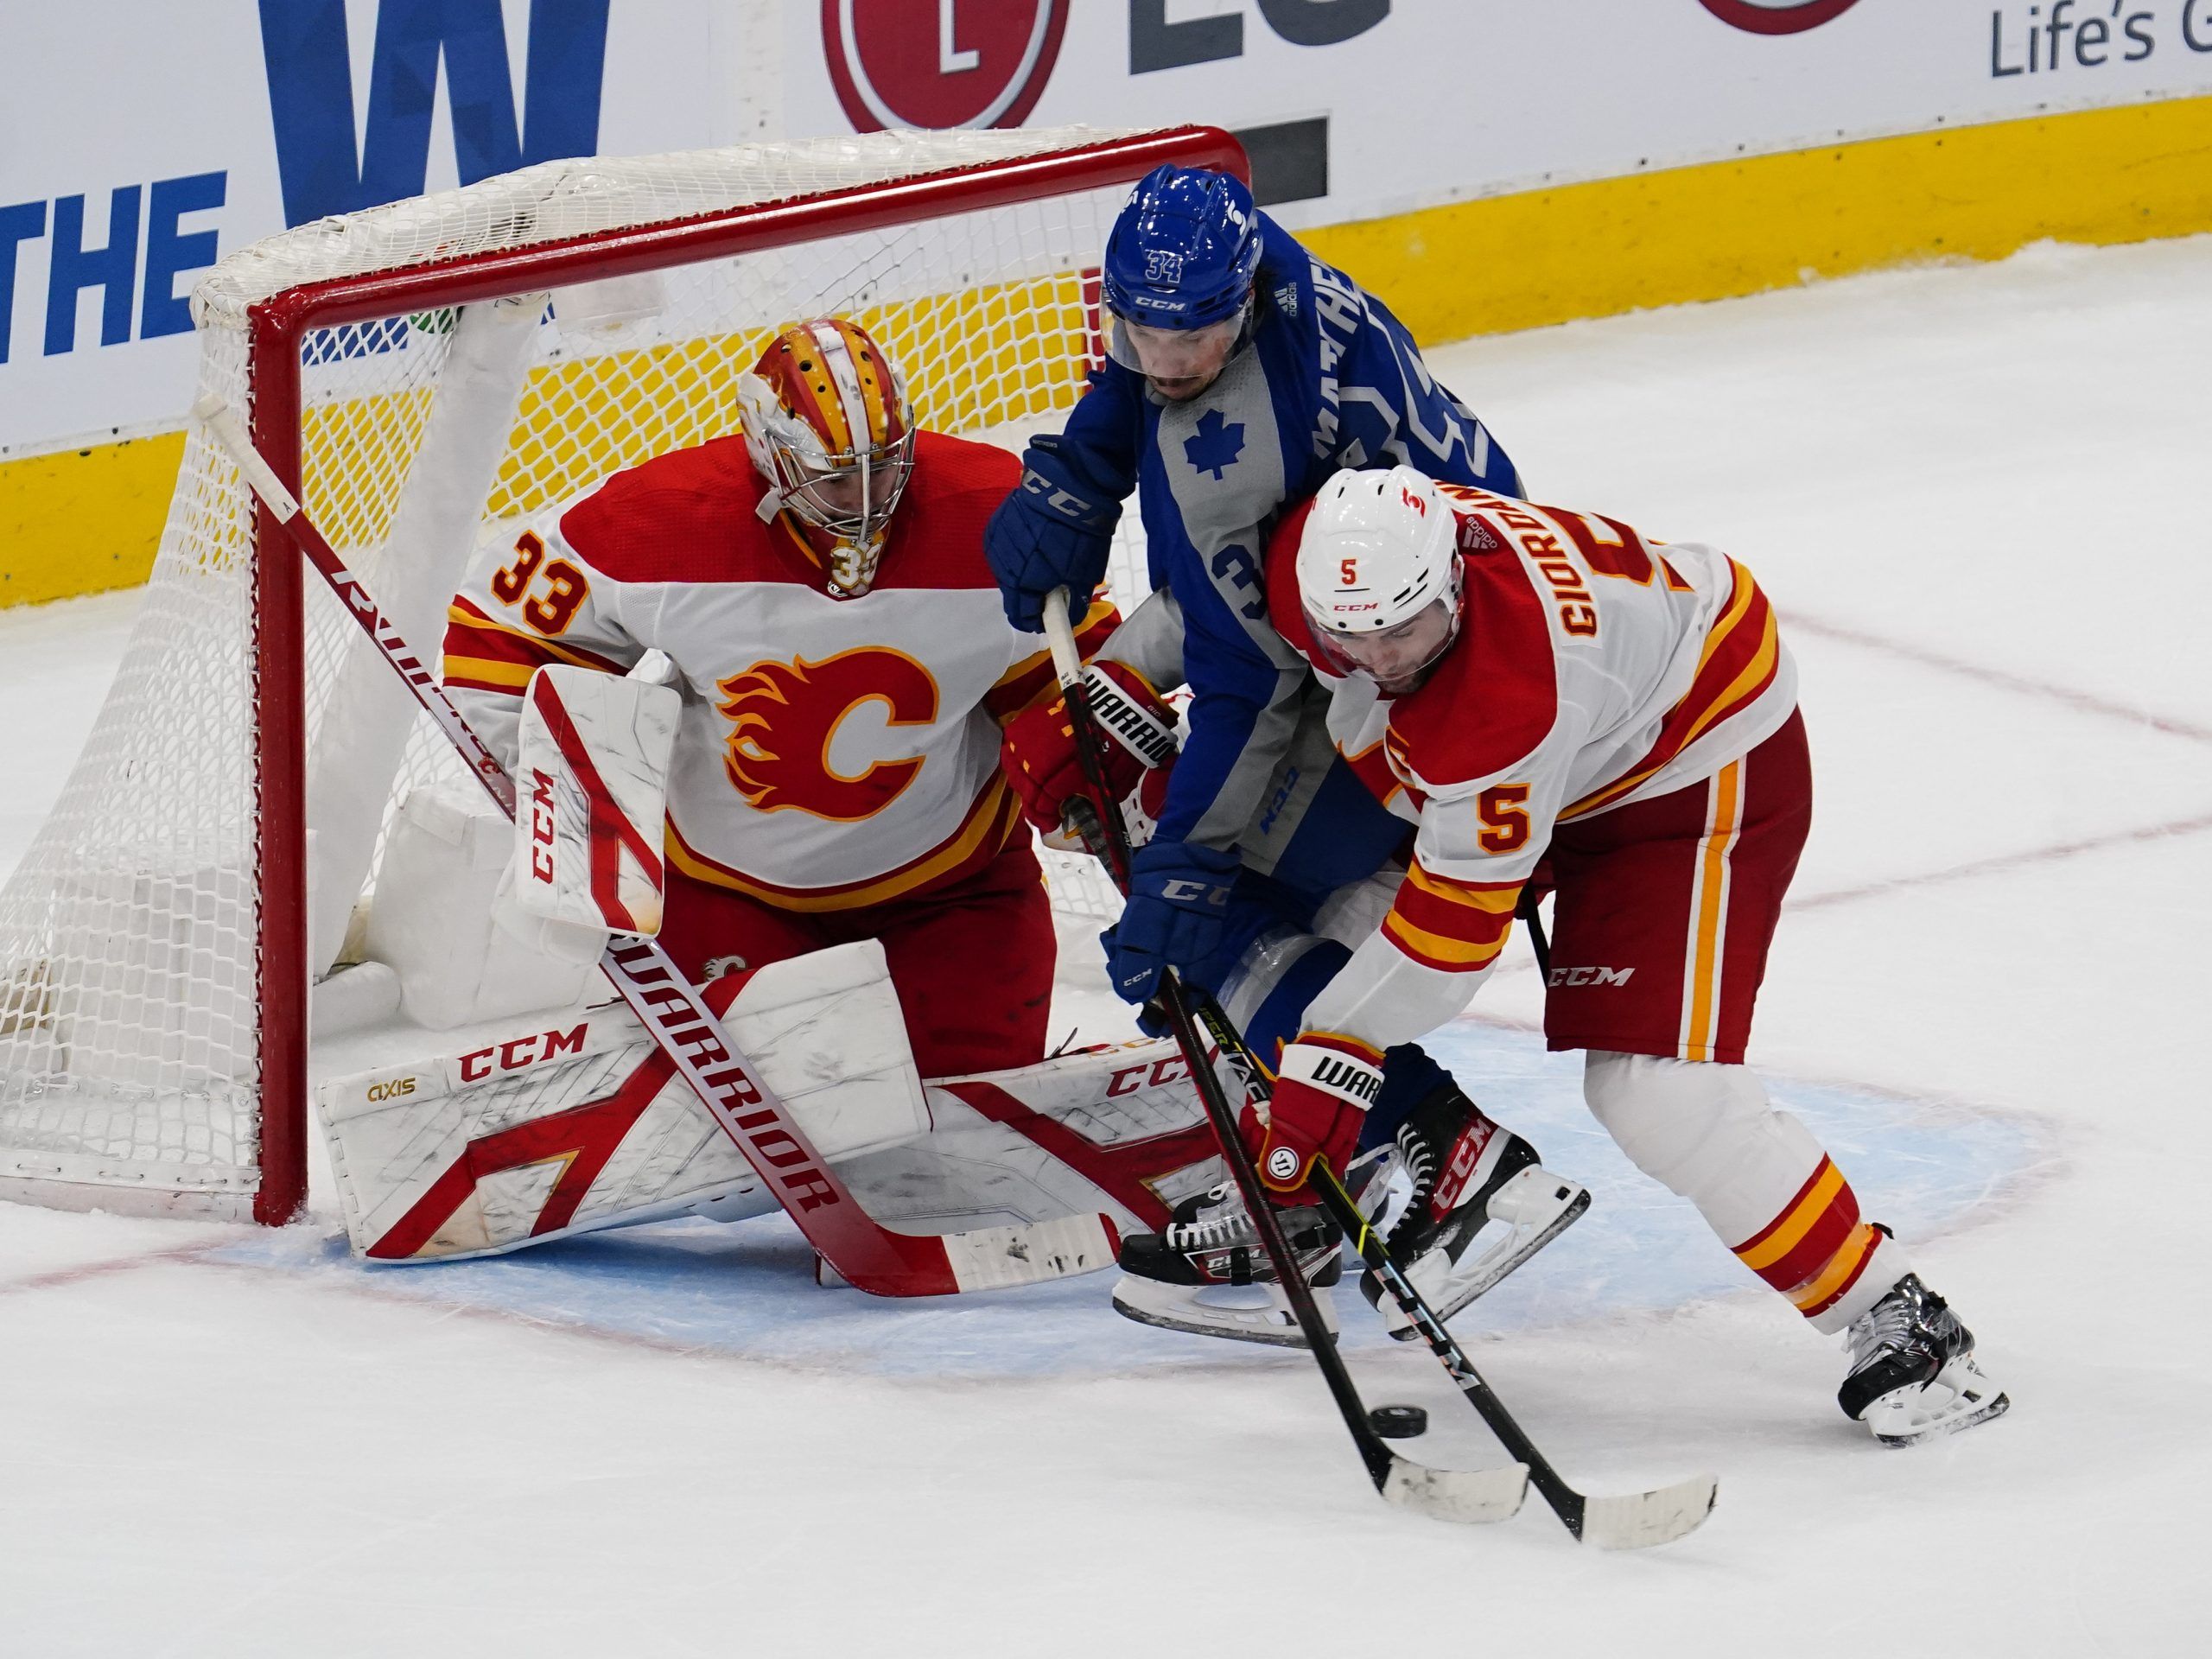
1367, 1403, 1428, 1440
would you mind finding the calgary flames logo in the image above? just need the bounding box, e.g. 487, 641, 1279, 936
718, 647, 940, 821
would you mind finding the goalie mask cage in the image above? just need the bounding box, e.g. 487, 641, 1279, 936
0, 124, 1241, 1226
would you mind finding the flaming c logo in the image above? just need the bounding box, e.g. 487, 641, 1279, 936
718, 648, 940, 822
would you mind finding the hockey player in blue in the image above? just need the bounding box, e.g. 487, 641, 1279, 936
991, 166, 1586, 1344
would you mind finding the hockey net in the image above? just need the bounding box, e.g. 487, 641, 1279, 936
0, 125, 1236, 1224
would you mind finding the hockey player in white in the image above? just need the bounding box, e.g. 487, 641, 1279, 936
1116, 467, 2010, 1444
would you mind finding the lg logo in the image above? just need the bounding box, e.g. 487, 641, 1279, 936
1697, 1, 1865, 34
823, 2, 1393, 132
823, 2, 1070, 132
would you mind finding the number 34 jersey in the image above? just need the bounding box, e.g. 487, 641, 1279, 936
1265, 485, 1799, 1050
442, 429, 1109, 911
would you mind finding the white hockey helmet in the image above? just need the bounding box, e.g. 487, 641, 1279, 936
1296, 467, 1465, 692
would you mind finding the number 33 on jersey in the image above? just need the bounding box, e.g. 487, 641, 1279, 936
443, 429, 1112, 912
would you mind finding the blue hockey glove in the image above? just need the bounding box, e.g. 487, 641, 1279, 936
986, 434, 1122, 632
1098, 840, 1240, 1006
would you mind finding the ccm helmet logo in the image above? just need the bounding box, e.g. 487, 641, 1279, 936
1265, 1145, 1303, 1184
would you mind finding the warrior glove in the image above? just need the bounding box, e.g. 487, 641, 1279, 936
1001, 661, 1177, 836
1243, 1034, 1382, 1200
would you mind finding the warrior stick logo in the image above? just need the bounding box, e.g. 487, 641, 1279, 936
1086, 671, 1179, 768
718, 647, 938, 821
822, 1, 1068, 133
1696, 0, 1865, 34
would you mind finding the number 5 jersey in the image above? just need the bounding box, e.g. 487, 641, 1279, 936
1265, 485, 1799, 1052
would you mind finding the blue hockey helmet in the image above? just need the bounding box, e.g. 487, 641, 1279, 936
1101, 165, 1262, 332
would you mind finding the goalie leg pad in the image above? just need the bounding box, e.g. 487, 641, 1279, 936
828, 1038, 1224, 1237
317, 939, 928, 1261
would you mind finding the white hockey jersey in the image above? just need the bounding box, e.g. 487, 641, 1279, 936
444, 431, 1112, 910
1264, 485, 1798, 1049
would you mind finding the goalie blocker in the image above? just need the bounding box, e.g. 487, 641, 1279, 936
317, 939, 1223, 1278
508, 660, 680, 940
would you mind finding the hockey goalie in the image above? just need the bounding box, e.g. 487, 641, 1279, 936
316, 318, 1222, 1273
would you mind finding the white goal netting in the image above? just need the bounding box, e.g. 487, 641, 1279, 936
0, 127, 1183, 1222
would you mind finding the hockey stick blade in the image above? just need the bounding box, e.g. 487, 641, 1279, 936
1171, 976, 1720, 1551
1574, 1474, 1719, 1551
1312, 1158, 1718, 1549
1382, 1455, 1529, 1525
200, 398, 1122, 1300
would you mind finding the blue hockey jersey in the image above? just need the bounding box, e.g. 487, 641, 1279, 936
1056, 213, 1523, 870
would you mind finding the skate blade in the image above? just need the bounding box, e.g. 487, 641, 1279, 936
1866, 1355, 2011, 1446
1579, 1473, 1719, 1549
1109, 1274, 1340, 1349
1382, 1457, 1529, 1524
1376, 1170, 1592, 1339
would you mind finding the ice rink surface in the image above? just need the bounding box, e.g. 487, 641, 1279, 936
3, 236, 2207, 1655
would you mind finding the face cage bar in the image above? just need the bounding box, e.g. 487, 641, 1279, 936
238, 125, 1249, 1222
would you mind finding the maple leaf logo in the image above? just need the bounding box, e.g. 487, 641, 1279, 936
1183, 408, 1245, 481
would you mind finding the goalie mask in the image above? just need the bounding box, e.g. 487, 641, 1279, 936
1296, 467, 1465, 696
739, 318, 916, 598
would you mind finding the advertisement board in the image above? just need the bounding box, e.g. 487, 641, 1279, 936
2, 2, 2208, 469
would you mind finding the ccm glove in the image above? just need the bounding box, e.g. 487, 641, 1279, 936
1097, 839, 1240, 1006
1000, 661, 1177, 836
1241, 1034, 1383, 1199
985, 434, 1122, 632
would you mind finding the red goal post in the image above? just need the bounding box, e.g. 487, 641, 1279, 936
0, 124, 1246, 1227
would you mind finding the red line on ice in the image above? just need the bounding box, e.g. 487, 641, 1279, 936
1781, 611, 2212, 747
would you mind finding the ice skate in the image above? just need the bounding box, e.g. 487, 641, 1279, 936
1111, 1181, 1345, 1347
1359, 1085, 1589, 1338
1840, 1272, 2010, 1446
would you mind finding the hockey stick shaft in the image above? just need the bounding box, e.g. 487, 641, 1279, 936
1516, 890, 1551, 979
1040, 591, 1410, 1495
203, 397, 1116, 1297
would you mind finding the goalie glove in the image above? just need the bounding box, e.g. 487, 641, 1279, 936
1001, 659, 1177, 837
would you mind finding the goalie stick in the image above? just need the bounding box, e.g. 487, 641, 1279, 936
1044, 588, 1715, 1548
199, 394, 1119, 1298
1041, 589, 1529, 1528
